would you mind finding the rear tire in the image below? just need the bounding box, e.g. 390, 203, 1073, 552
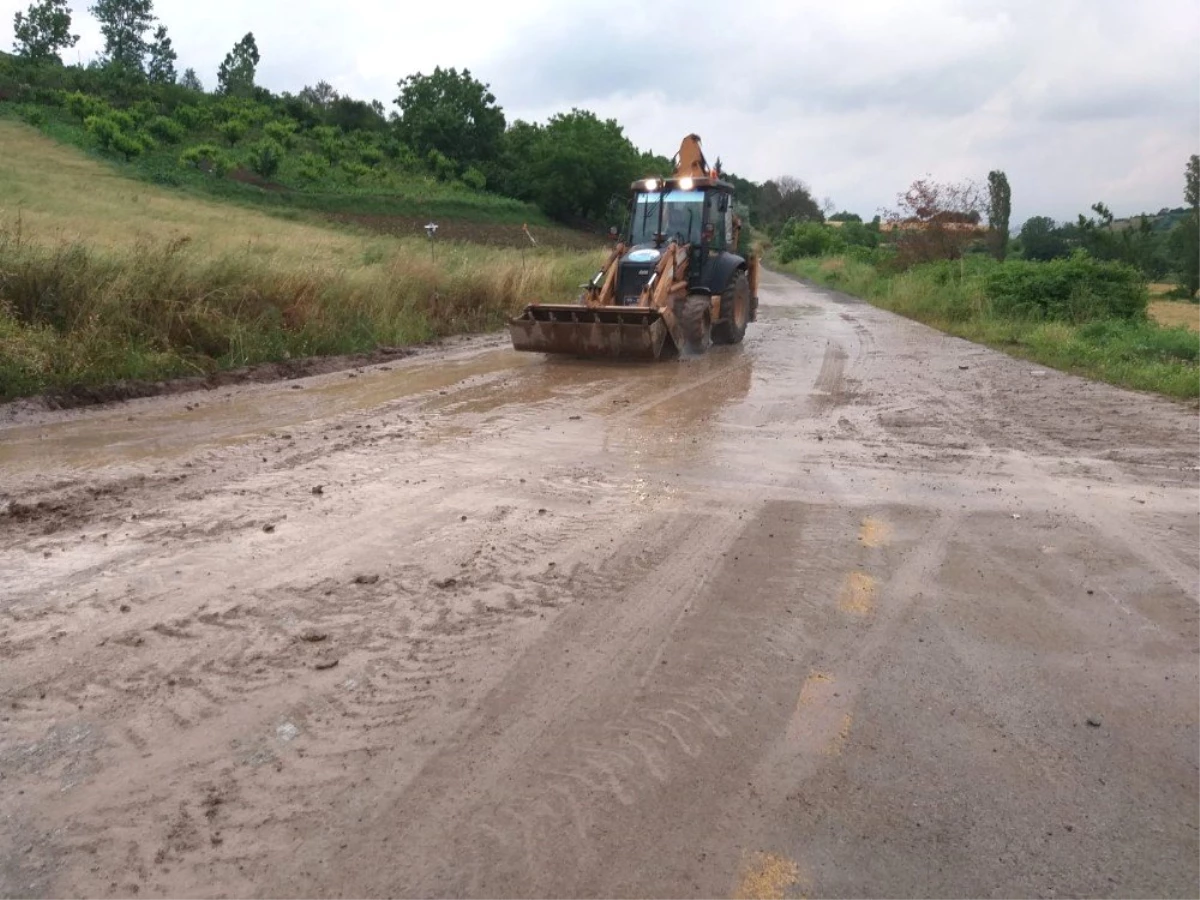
679, 295, 712, 355
712, 270, 750, 345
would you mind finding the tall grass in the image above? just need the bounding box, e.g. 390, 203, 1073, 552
0, 122, 601, 401
780, 255, 1199, 399
0, 222, 597, 400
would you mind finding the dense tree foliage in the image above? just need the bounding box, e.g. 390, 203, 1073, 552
145, 24, 175, 84
987, 170, 1011, 262
89, 0, 154, 72
217, 33, 259, 97
394, 67, 505, 172
12, 0, 77, 63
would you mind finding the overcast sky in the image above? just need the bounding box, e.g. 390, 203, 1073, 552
3, 0, 1197, 223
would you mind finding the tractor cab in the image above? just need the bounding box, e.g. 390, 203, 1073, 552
508, 134, 760, 360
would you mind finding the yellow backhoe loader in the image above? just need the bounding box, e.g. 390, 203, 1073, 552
509, 135, 760, 360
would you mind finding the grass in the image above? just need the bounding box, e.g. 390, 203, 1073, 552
0, 102, 551, 229
1149, 301, 1200, 332
0, 122, 600, 401
778, 255, 1199, 399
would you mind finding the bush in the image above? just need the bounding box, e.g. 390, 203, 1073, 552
84, 114, 144, 160
985, 252, 1148, 322
148, 115, 186, 144
172, 104, 209, 131
247, 138, 284, 179
296, 152, 326, 183
129, 99, 159, 125
357, 143, 385, 167
462, 166, 487, 191
64, 90, 108, 122
179, 144, 233, 176
263, 119, 297, 149
776, 221, 844, 262
218, 117, 249, 146
341, 160, 372, 185
19, 105, 45, 127
427, 148, 457, 182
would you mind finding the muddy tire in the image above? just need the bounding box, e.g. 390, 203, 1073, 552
680, 295, 713, 355
712, 270, 750, 345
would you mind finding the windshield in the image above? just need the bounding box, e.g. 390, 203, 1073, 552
630, 190, 704, 245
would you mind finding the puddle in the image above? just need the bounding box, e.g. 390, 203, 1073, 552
0, 350, 529, 472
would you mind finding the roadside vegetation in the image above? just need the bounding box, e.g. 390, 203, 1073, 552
0, 121, 598, 401
769, 161, 1200, 400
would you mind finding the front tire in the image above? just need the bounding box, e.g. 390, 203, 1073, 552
712, 270, 750, 345
679, 295, 712, 355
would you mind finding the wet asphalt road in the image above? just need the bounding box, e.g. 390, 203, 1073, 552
1, 270, 1197, 898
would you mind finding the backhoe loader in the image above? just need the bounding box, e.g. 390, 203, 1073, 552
508, 135, 760, 360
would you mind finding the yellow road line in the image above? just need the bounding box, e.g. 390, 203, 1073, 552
859, 516, 892, 548
837, 571, 877, 617
734, 851, 804, 900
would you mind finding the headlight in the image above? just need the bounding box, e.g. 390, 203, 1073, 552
644, 178, 659, 192
678, 177, 694, 191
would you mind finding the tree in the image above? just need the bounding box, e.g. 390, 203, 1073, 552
522, 109, 641, 221
146, 24, 176, 83
12, 0, 78, 63
757, 176, 822, 231
885, 177, 984, 267
299, 80, 339, 110
179, 67, 203, 92
829, 211, 863, 222
394, 67, 506, 169
217, 32, 259, 97
89, 0, 154, 72
1019, 216, 1069, 261
987, 170, 1012, 262
1172, 154, 1199, 297
1187, 154, 1200, 211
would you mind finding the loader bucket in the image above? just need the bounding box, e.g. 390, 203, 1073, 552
509, 305, 672, 360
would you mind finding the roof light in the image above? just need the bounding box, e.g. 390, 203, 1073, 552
678, 177, 695, 191
644, 178, 659, 192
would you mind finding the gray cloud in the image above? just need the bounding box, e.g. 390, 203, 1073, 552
1, 0, 1195, 223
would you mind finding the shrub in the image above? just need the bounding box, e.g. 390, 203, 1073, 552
296, 152, 326, 183
247, 138, 284, 179
341, 160, 372, 185
427, 148, 457, 182
776, 221, 845, 262
263, 119, 297, 149
64, 90, 107, 122
84, 114, 143, 159
984, 252, 1148, 322
180, 144, 233, 176
19, 105, 45, 127
357, 143, 385, 167
218, 117, 249, 146
312, 125, 343, 164
129, 99, 159, 125
148, 115, 186, 144
172, 104, 209, 131
462, 166, 487, 191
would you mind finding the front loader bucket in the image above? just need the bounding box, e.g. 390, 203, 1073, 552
509, 305, 671, 360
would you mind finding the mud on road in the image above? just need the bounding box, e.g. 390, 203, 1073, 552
1, 270, 1197, 898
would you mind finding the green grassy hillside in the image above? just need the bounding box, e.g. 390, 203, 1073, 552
0, 120, 600, 400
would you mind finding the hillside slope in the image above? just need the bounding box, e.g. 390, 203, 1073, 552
0, 121, 598, 401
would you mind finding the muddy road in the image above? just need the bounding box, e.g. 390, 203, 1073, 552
1, 270, 1197, 899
